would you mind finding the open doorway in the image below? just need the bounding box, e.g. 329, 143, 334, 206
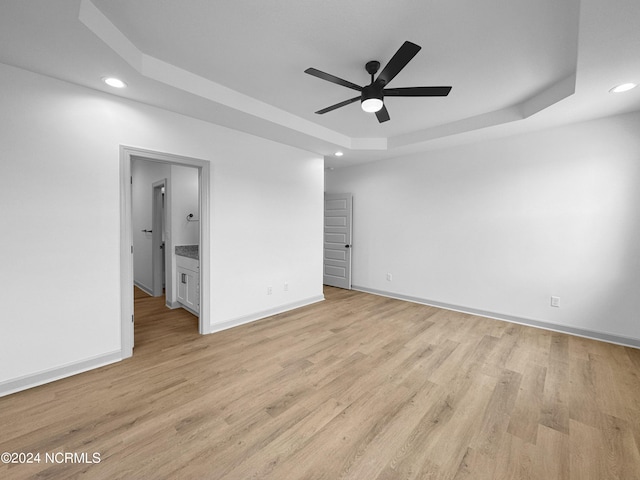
151, 179, 166, 297
120, 146, 211, 360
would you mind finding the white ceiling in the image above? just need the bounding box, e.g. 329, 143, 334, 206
1, 0, 639, 167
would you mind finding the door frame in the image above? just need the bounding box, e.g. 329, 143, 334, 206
151, 179, 166, 297
120, 146, 211, 359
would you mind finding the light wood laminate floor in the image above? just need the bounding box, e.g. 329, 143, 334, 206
1, 287, 640, 479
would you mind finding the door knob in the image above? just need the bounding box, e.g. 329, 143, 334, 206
345, 244, 351, 248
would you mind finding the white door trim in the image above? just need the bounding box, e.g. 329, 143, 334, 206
120, 146, 212, 359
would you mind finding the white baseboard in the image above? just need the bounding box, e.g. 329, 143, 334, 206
353, 285, 640, 350
207, 295, 325, 335
133, 281, 153, 296
0, 350, 123, 398
0, 295, 325, 397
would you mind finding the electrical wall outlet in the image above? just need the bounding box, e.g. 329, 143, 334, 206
550, 296, 560, 307
267, 286, 273, 295
386, 273, 392, 281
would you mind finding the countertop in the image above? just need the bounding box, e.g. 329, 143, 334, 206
175, 245, 199, 260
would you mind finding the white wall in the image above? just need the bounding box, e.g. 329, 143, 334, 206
0, 63, 324, 393
170, 164, 199, 248
168, 164, 200, 305
326, 111, 640, 344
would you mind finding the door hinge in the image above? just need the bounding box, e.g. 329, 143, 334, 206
131, 245, 133, 254
130, 176, 133, 184
131, 314, 134, 323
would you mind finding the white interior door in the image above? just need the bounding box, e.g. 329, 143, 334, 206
324, 193, 352, 289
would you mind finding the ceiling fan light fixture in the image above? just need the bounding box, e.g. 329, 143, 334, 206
361, 84, 384, 113
361, 97, 383, 113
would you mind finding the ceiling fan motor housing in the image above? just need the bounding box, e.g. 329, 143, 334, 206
365, 60, 381, 76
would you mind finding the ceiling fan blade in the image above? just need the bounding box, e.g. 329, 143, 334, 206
305, 68, 363, 92
315, 96, 361, 114
375, 105, 390, 123
384, 86, 452, 97
376, 41, 421, 86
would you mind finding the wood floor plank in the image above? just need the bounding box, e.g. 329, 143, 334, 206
1, 286, 639, 479
219, 398, 345, 480
567, 357, 605, 428
531, 424, 570, 480
570, 420, 608, 480
507, 363, 547, 444
260, 382, 417, 480
471, 368, 522, 458
600, 414, 640, 480
540, 333, 570, 434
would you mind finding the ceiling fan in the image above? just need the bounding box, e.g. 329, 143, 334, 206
305, 41, 452, 123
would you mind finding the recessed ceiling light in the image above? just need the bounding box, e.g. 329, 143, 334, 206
335, 151, 344, 157
102, 77, 127, 88
609, 83, 637, 93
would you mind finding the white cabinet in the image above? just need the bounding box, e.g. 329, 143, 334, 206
176, 255, 199, 314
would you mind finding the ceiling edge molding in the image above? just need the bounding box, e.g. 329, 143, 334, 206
79, 0, 366, 150
78, 0, 578, 157
139, 55, 355, 148
350, 137, 387, 150
78, 0, 142, 71
388, 72, 576, 152
520, 73, 577, 118
388, 106, 524, 150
